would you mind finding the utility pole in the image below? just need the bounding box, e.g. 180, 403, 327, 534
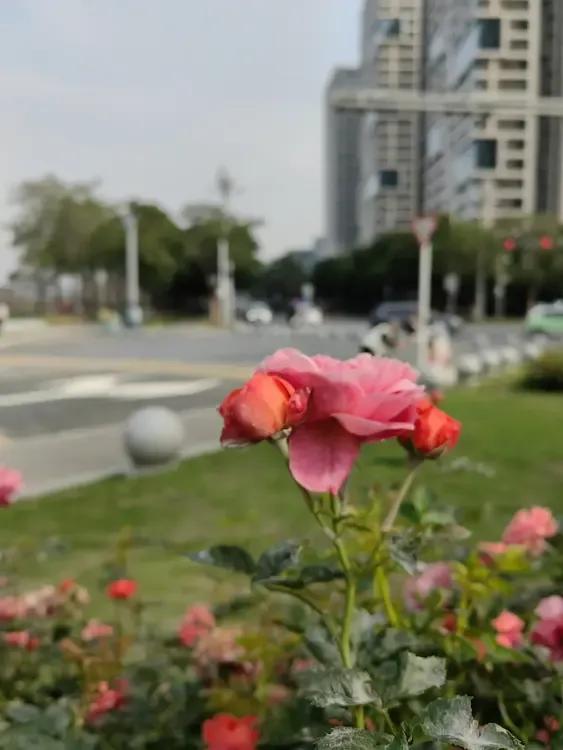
122, 206, 142, 326
216, 169, 234, 328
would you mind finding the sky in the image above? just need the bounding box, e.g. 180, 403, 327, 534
0, 0, 362, 280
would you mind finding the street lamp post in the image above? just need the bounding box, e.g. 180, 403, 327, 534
412, 216, 438, 372
216, 169, 234, 328
122, 207, 142, 327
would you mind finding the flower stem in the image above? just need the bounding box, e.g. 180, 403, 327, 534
375, 565, 400, 628
381, 460, 422, 533
266, 583, 339, 644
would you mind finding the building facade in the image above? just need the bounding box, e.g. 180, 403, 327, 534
325, 0, 563, 252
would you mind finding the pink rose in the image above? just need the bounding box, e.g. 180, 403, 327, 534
502, 507, 558, 556
535, 596, 563, 621
86, 680, 127, 725
259, 349, 422, 493
492, 610, 525, 649
0, 596, 25, 622
404, 562, 453, 611
82, 620, 114, 642
531, 605, 563, 662
178, 604, 216, 647
194, 626, 245, 668
0, 467, 22, 507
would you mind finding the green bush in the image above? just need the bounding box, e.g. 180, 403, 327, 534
522, 349, 563, 391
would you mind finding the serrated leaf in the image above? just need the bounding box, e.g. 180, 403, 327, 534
422, 696, 524, 750
394, 652, 446, 699
304, 624, 340, 665
317, 728, 408, 750
187, 545, 255, 575
253, 540, 302, 582
299, 667, 381, 708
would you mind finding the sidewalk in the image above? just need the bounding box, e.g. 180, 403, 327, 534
4, 406, 222, 499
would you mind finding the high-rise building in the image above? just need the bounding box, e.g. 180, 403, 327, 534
357, 0, 424, 245
325, 69, 362, 255
325, 0, 563, 252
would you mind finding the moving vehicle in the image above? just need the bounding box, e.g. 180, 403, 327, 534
290, 302, 323, 328
368, 301, 463, 336
525, 301, 563, 337
235, 297, 273, 326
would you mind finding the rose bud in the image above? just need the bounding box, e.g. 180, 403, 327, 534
400, 398, 461, 459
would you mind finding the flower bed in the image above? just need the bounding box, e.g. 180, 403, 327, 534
0, 349, 562, 748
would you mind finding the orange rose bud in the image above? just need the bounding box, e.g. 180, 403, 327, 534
219, 373, 308, 446
400, 398, 461, 459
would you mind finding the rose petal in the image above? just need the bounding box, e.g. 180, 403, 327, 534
288, 420, 361, 494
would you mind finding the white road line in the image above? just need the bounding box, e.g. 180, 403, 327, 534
0, 376, 220, 408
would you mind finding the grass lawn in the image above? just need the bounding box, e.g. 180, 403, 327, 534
1, 383, 562, 624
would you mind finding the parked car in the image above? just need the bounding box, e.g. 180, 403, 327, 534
245, 301, 273, 326
368, 301, 463, 336
525, 301, 563, 337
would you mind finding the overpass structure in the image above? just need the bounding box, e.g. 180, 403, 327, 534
329, 87, 563, 118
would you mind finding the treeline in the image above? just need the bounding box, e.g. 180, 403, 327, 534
312, 216, 563, 317
9, 176, 262, 316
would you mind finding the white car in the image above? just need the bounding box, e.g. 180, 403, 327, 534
245, 302, 273, 326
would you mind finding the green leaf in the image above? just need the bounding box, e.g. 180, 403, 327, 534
388, 533, 419, 575
304, 624, 341, 665
187, 545, 256, 575
278, 564, 345, 588
299, 667, 381, 708
422, 696, 524, 750
394, 652, 446, 699
317, 728, 408, 750
5, 703, 41, 724
253, 540, 302, 582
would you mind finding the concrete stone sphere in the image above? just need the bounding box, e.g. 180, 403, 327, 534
124, 407, 185, 467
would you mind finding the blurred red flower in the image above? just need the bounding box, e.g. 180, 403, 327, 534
202, 714, 259, 750
106, 579, 137, 600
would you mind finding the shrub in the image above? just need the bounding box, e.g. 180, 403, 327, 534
522, 348, 563, 391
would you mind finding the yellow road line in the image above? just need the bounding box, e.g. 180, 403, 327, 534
0, 354, 252, 382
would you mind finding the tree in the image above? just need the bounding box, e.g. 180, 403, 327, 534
254, 255, 308, 307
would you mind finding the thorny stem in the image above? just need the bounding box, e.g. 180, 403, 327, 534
381, 459, 423, 533
272, 439, 365, 729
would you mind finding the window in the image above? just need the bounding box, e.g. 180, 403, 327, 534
507, 139, 525, 149
506, 159, 525, 168
475, 139, 498, 168
510, 19, 528, 30
478, 18, 501, 49
499, 79, 527, 90
500, 59, 527, 70
510, 39, 528, 50
498, 119, 526, 129
379, 169, 399, 187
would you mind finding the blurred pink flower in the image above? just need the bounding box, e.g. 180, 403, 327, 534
4, 630, 40, 651
502, 507, 558, 556
535, 596, 563, 621
0, 467, 22, 506
82, 620, 114, 642
86, 680, 127, 725
404, 562, 453, 611
0, 596, 25, 622
531, 605, 563, 662
492, 610, 525, 649
178, 604, 215, 647
260, 349, 422, 493
194, 626, 245, 668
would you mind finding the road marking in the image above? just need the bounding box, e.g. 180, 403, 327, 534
0, 375, 221, 408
